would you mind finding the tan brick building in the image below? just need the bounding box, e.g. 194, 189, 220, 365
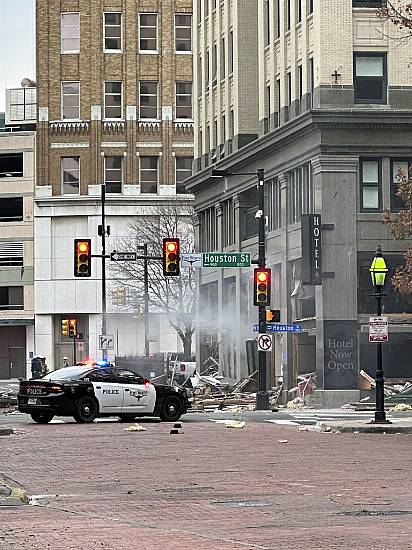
188, 0, 412, 405
35, 0, 194, 369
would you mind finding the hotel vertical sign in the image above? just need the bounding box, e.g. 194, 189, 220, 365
301, 214, 322, 285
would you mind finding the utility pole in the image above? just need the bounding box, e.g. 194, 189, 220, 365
98, 184, 110, 361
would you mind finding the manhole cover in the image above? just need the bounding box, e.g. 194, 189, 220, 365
337, 510, 412, 517
214, 500, 271, 509
0, 486, 12, 497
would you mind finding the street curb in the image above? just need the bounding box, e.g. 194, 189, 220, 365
322, 421, 412, 434
0, 474, 29, 506
0, 426, 14, 437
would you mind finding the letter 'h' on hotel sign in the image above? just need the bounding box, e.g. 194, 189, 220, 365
301, 214, 322, 285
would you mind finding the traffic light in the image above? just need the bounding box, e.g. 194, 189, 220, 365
74, 239, 91, 277
162, 238, 180, 276
266, 309, 280, 322
61, 319, 69, 337
112, 287, 127, 306
254, 267, 271, 306
69, 319, 77, 338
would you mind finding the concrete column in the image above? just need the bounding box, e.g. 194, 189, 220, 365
34, 314, 54, 371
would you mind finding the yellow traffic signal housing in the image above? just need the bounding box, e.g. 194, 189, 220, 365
69, 319, 77, 338
74, 239, 91, 277
163, 238, 180, 276
61, 319, 69, 337
254, 268, 271, 306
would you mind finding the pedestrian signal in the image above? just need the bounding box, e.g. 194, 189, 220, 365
61, 319, 69, 337
254, 268, 271, 306
163, 238, 180, 276
74, 239, 91, 277
69, 319, 77, 338
266, 309, 280, 322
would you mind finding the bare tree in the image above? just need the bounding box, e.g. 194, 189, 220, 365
383, 164, 412, 293
378, 1, 412, 35
110, 203, 196, 359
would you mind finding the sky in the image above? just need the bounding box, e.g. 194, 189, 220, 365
0, 0, 35, 111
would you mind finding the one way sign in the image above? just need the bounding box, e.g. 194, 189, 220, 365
110, 251, 137, 262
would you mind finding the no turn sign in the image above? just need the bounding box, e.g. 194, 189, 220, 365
257, 333, 273, 352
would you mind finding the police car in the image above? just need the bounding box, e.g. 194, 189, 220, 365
18, 363, 189, 424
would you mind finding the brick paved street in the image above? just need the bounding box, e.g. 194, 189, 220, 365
1, 420, 412, 550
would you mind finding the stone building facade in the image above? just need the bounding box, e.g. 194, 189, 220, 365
187, 0, 412, 405
36, 0, 193, 370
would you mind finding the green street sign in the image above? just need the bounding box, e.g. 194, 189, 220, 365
202, 252, 251, 268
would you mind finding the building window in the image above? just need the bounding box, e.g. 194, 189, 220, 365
212, 44, 217, 85
287, 0, 291, 30
287, 163, 314, 224
61, 82, 80, 120
140, 157, 159, 194
266, 178, 282, 231
264, 0, 270, 46
0, 286, 24, 310
276, 78, 281, 126
228, 31, 234, 75
0, 153, 23, 178
360, 159, 381, 211
61, 156, 80, 195
222, 199, 235, 247
265, 85, 271, 133
206, 49, 210, 90
353, 1, 384, 7
9, 88, 36, 121
139, 13, 158, 52
199, 207, 217, 251
308, 0, 314, 14
104, 81, 122, 119
139, 81, 158, 120
175, 13, 192, 52
354, 53, 387, 104
0, 243, 23, 267
175, 157, 192, 194
0, 198, 23, 222
104, 12, 122, 51
104, 156, 123, 194
298, 65, 303, 113
308, 58, 314, 107
391, 159, 411, 212
61, 12, 80, 53
276, 0, 280, 37
297, 0, 302, 22
175, 82, 192, 119
220, 37, 225, 79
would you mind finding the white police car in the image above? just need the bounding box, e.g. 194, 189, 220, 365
18, 363, 189, 424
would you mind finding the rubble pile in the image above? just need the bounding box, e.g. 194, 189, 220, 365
187, 370, 282, 412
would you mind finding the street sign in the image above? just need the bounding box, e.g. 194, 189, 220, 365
181, 253, 202, 268
99, 335, 114, 350
202, 252, 251, 268
257, 333, 273, 352
110, 251, 137, 262
369, 316, 388, 343
253, 323, 302, 333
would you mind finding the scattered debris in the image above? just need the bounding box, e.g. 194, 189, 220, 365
287, 397, 304, 409
277, 439, 288, 444
124, 423, 146, 432
225, 420, 246, 429
297, 422, 331, 433
389, 403, 412, 412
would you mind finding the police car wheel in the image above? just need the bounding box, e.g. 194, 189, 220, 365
160, 395, 182, 422
31, 412, 54, 424
73, 396, 98, 423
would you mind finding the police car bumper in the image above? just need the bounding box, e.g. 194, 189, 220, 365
18, 395, 75, 416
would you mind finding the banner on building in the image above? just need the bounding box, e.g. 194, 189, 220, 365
301, 214, 322, 285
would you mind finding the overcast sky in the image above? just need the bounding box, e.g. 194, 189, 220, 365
0, 0, 35, 111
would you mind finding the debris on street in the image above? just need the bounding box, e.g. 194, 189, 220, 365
124, 423, 147, 432
297, 423, 332, 433
225, 420, 246, 429
389, 403, 412, 412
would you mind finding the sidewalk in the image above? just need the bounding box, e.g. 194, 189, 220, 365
1, 418, 412, 549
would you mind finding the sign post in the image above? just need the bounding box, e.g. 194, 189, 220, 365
369, 316, 388, 343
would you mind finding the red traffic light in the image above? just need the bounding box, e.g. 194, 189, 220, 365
74, 239, 91, 277
254, 268, 271, 306
163, 238, 180, 276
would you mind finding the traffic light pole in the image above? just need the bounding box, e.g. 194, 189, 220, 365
137, 244, 150, 358
256, 168, 270, 411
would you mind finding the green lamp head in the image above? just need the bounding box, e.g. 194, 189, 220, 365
369, 246, 388, 288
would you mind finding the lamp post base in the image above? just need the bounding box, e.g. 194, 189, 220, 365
256, 391, 270, 410
370, 419, 392, 425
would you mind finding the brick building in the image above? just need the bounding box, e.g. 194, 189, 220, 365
186, 0, 412, 405
35, 0, 193, 369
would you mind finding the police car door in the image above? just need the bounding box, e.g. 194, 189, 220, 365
86, 368, 123, 413
114, 369, 156, 414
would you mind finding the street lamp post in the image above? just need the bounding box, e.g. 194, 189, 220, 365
211, 168, 270, 410
369, 245, 390, 424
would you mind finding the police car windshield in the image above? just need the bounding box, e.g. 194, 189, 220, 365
42, 366, 90, 380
